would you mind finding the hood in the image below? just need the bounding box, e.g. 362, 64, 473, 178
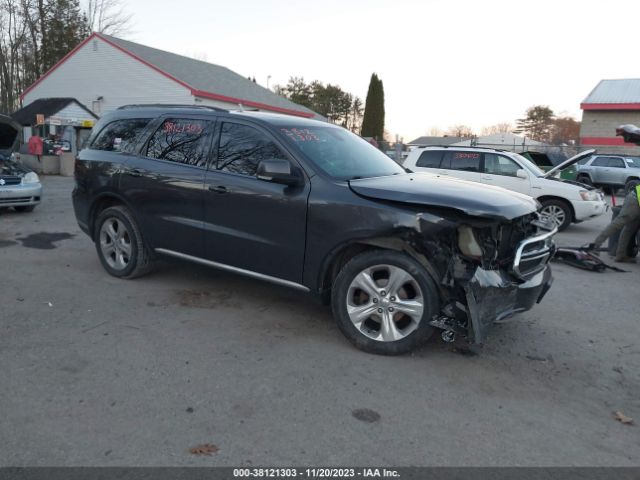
349, 173, 539, 221
543, 149, 595, 178
0, 113, 21, 156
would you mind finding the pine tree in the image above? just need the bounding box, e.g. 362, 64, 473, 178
41, 0, 90, 71
361, 73, 385, 141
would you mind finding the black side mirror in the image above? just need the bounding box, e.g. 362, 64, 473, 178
256, 159, 302, 186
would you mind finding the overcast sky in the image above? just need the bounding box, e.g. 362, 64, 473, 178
123, 0, 639, 141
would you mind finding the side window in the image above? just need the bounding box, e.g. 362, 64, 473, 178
484, 154, 521, 177
608, 157, 626, 168
591, 157, 610, 167
449, 151, 481, 172
91, 118, 150, 152
217, 122, 289, 176
416, 150, 443, 168
146, 118, 213, 167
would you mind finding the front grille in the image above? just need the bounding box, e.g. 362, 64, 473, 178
0, 176, 21, 186
0, 196, 31, 204
512, 227, 556, 280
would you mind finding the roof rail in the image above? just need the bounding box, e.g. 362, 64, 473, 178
116, 104, 228, 112
420, 145, 509, 152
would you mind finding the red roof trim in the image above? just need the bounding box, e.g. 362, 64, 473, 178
20, 33, 99, 101
581, 136, 636, 146
21, 33, 315, 119
581, 103, 640, 111
192, 89, 315, 118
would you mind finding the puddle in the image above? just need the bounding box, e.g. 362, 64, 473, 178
17, 232, 75, 250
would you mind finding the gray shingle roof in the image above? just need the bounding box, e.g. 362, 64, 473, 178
99, 34, 322, 119
582, 79, 640, 104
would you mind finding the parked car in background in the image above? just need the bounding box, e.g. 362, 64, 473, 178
576, 154, 640, 194
0, 114, 42, 212
403, 146, 606, 231
73, 105, 557, 355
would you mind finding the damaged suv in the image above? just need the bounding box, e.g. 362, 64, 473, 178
73, 106, 556, 355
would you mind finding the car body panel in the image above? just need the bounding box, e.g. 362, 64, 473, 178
74, 106, 556, 347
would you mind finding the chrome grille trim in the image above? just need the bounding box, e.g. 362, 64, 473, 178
513, 227, 557, 280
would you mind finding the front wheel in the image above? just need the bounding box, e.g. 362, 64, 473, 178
94, 205, 154, 279
331, 250, 439, 355
539, 199, 572, 231
577, 174, 593, 187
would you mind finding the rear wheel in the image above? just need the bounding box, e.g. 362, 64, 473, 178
94, 206, 154, 279
539, 199, 572, 231
577, 174, 593, 187
625, 178, 640, 195
14, 205, 35, 213
331, 250, 439, 355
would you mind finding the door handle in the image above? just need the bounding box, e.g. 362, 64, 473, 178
481, 176, 492, 180
437, 170, 449, 175
208, 185, 227, 194
127, 168, 144, 177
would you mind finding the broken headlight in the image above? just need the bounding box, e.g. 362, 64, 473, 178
458, 226, 483, 260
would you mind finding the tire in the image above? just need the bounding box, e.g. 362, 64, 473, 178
539, 199, 572, 231
577, 174, 593, 187
625, 178, 640, 195
331, 250, 439, 355
94, 205, 154, 279
14, 205, 35, 213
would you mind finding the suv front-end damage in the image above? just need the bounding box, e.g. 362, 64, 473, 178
410, 211, 556, 344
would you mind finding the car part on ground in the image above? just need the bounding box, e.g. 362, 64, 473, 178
73, 105, 556, 355
553, 247, 627, 273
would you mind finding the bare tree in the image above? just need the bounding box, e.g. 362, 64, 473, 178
426, 126, 443, 136
480, 122, 513, 136
445, 124, 474, 137
85, 0, 131, 36
0, 0, 30, 111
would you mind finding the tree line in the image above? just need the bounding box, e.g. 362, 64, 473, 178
0, 0, 129, 113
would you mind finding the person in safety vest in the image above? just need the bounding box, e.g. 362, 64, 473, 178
589, 185, 640, 263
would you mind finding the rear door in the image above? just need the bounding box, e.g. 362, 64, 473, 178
202, 120, 309, 283
120, 116, 215, 257
480, 153, 531, 195
604, 157, 627, 185
440, 150, 483, 183
589, 156, 612, 183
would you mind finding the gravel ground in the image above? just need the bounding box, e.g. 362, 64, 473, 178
0, 176, 638, 467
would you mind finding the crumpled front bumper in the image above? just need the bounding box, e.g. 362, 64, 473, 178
463, 265, 553, 344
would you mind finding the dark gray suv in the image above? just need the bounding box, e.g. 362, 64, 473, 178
73, 105, 556, 355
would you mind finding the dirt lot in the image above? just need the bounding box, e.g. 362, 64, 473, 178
1, 176, 638, 466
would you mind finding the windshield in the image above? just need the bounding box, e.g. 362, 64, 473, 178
510, 152, 546, 177
278, 126, 405, 180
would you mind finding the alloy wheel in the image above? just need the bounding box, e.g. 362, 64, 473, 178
346, 264, 424, 342
99, 217, 133, 271
539, 205, 566, 229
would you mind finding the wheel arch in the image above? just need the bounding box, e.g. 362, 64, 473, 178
88, 192, 136, 241
537, 195, 576, 221
318, 236, 444, 304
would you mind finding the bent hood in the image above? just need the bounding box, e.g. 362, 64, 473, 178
0, 113, 20, 157
349, 173, 539, 220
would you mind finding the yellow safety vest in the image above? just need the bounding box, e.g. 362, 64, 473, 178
637, 185, 640, 206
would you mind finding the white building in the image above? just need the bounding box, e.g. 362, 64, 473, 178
20, 33, 320, 120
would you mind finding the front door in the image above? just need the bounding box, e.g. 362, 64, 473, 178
120, 116, 215, 258
203, 121, 309, 283
480, 153, 531, 195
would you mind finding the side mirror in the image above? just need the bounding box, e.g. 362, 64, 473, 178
516, 169, 528, 179
256, 159, 302, 186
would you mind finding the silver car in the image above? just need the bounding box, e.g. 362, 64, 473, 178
576, 154, 640, 194
0, 115, 42, 212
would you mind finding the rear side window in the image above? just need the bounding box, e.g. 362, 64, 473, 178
608, 158, 626, 168
416, 150, 443, 168
448, 151, 481, 172
216, 122, 289, 177
146, 118, 214, 167
591, 157, 609, 167
91, 118, 150, 152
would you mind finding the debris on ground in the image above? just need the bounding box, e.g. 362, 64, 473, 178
552, 247, 627, 272
352, 408, 381, 423
613, 411, 634, 425
189, 443, 219, 456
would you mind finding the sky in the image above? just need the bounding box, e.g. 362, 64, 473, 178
122, 0, 639, 141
